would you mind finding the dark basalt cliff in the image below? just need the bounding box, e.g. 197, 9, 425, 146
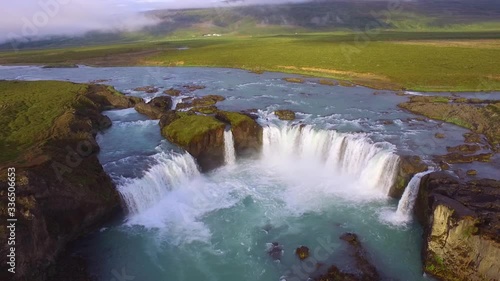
415, 172, 500, 281
0, 83, 141, 281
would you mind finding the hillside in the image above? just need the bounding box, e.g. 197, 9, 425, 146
1, 0, 500, 50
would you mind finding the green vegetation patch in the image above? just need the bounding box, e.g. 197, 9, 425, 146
217, 111, 253, 126
399, 99, 500, 147
162, 114, 225, 147
0, 80, 88, 162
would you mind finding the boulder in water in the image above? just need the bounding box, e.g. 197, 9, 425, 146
313, 233, 380, 281
415, 172, 500, 281
274, 110, 296, 121
175, 95, 225, 110
183, 84, 206, 92
267, 242, 284, 261
295, 246, 310, 260
135, 96, 172, 119
435, 133, 446, 139
164, 88, 182, 96
133, 86, 159, 93
466, 169, 478, 176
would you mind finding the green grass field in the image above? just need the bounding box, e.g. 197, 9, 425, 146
1, 31, 499, 91
0, 81, 88, 162
146, 32, 500, 91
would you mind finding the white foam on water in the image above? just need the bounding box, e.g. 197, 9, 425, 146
118, 152, 200, 214
118, 123, 403, 243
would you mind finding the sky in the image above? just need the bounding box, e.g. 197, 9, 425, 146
0, 0, 308, 42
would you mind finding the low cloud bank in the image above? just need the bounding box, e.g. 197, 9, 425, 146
0, 0, 160, 43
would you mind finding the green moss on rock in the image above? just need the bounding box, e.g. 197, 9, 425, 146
161, 114, 226, 171
274, 110, 296, 121
162, 115, 225, 147
216, 111, 263, 156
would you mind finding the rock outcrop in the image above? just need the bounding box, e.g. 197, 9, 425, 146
388, 155, 428, 198
85, 84, 143, 110
274, 110, 296, 121
161, 114, 226, 172
135, 96, 172, 119
159, 109, 263, 171
415, 172, 500, 281
295, 246, 310, 260
216, 111, 263, 156
435, 152, 493, 164
0, 83, 131, 281
133, 86, 158, 93
175, 95, 225, 111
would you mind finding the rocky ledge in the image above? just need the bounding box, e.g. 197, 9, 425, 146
415, 172, 500, 281
0, 82, 142, 281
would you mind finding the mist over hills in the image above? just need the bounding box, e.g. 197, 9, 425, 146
1, 0, 500, 51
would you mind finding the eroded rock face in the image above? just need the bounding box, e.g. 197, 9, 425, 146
388, 155, 428, 198
216, 111, 263, 156
161, 114, 226, 172
415, 172, 500, 281
0, 85, 126, 281
85, 84, 143, 110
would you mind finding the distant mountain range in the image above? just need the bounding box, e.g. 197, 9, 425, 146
2, 0, 500, 51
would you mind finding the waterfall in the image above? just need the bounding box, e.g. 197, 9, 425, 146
117, 152, 200, 214
224, 129, 236, 165
396, 170, 432, 218
262, 124, 400, 193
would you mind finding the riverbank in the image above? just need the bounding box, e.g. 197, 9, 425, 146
0, 81, 142, 281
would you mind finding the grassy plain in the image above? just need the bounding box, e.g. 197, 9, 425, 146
0, 81, 88, 162
0, 31, 500, 91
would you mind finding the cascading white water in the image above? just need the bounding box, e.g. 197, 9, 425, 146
262, 124, 400, 193
117, 152, 200, 214
224, 129, 236, 165
396, 170, 432, 219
